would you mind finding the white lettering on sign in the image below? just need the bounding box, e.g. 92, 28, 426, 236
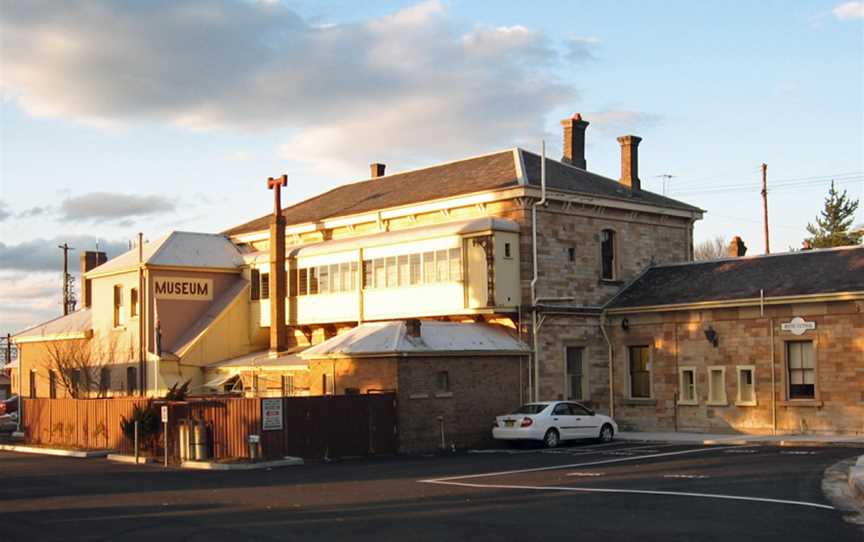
161, 405, 168, 423
261, 398, 283, 431
780, 317, 816, 336
154, 277, 214, 301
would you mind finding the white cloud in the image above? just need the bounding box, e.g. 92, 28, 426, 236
1, 0, 579, 169
59, 193, 176, 221
833, 1, 864, 20
0, 271, 65, 334
583, 110, 662, 135
0, 235, 129, 272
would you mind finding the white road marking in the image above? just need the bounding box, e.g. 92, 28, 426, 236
567, 472, 606, 477
423, 480, 835, 510
663, 474, 710, 479
779, 451, 817, 455
724, 449, 758, 454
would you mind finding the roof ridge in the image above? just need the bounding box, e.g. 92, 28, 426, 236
649, 244, 864, 270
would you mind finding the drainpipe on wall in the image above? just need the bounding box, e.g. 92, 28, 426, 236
530, 140, 547, 402
770, 316, 777, 435
599, 310, 614, 419
138, 232, 146, 396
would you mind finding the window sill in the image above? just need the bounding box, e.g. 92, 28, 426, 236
409, 393, 429, 400
599, 279, 624, 286
622, 398, 656, 406
735, 401, 758, 407
434, 392, 453, 398
677, 400, 698, 406
779, 399, 823, 408
706, 400, 728, 407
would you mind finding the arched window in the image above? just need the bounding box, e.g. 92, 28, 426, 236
601, 229, 616, 280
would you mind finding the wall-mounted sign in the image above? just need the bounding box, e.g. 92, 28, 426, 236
154, 277, 214, 301
261, 398, 283, 431
781, 316, 816, 336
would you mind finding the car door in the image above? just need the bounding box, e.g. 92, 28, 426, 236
569, 403, 599, 438
550, 403, 577, 439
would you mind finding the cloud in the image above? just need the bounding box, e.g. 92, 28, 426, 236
583, 110, 662, 135
0, 236, 130, 272
59, 193, 176, 221
0, 201, 10, 222
833, 1, 864, 19
1, 0, 578, 169
563, 36, 600, 63
0, 271, 64, 335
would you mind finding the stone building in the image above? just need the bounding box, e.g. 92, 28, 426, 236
604, 246, 864, 435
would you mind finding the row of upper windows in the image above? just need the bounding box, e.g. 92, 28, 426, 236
627, 341, 816, 403
250, 248, 463, 300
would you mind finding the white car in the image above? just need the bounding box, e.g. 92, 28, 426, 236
492, 401, 617, 448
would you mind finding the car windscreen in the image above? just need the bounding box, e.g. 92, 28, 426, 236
512, 404, 548, 415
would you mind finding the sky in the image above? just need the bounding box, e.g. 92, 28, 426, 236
1, 0, 862, 336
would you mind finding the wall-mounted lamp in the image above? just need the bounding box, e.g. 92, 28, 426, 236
621, 318, 630, 331
704, 326, 719, 347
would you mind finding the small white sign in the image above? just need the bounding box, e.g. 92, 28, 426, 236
160, 405, 168, 423
781, 316, 816, 336
261, 398, 283, 431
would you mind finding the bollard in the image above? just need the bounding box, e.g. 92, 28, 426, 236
134, 420, 139, 464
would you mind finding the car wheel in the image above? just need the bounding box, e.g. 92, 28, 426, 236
598, 423, 614, 443
543, 429, 560, 448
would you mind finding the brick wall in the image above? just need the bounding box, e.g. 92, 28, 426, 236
608, 300, 864, 435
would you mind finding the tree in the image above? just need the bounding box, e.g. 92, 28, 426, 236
43, 336, 117, 398
805, 181, 862, 248
694, 236, 727, 261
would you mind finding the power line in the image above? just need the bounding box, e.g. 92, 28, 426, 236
670, 176, 862, 197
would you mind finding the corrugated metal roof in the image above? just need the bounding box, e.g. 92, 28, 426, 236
13, 309, 92, 342
301, 321, 528, 359
207, 348, 308, 369
87, 231, 244, 276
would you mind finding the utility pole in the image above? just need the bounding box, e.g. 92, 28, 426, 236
58, 243, 76, 315
656, 173, 676, 196
4, 333, 11, 366
761, 163, 770, 254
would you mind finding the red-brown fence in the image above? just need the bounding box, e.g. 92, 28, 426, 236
21, 394, 398, 461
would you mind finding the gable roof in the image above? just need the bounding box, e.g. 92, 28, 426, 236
606, 246, 864, 310
223, 149, 701, 236
87, 231, 244, 276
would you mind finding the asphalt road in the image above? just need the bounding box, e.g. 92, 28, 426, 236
0, 441, 861, 542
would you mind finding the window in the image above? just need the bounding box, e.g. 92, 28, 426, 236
29, 370, 36, 398
435, 250, 449, 282
130, 288, 139, 318
504, 242, 512, 258
566, 347, 584, 400
49, 370, 57, 399
678, 367, 697, 405
113, 285, 125, 326
340, 262, 351, 292
374, 258, 386, 288
553, 403, 571, 415
736, 366, 756, 406
363, 259, 373, 289
449, 248, 462, 281
281, 374, 295, 396
322, 373, 334, 396
250, 269, 261, 300
436, 371, 450, 393
569, 403, 592, 416
385, 256, 398, 288
299, 268, 308, 295
629, 345, 651, 398
99, 368, 111, 396
422, 251, 436, 283
601, 229, 616, 280
260, 272, 271, 299
568, 247, 576, 262
349, 262, 358, 291
787, 341, 815, 399
126, 367, 137, 395
707, 366, 727, 405
319, 265, 330, 294
409, 254, 421, 285
398, 255, 410, 286
309, 268, 318, 295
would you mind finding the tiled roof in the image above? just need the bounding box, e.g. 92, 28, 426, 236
223, 149, 701, 236
606, 246, 864, 309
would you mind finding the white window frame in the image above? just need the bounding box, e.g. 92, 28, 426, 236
735, 365, 757, 406
707, 365, 727, 406
677, 367, 698, 405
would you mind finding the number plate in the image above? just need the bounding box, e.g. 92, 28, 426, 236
505, 420, 515, 427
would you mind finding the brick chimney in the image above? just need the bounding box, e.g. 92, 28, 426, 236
617, 135, 642, 192
727, 236, 747, 257
370, 163, 386, 178
561, 113, 590, 169
267, 175, 288, 353
405, 318, 422, 338
80, 251, 107, 308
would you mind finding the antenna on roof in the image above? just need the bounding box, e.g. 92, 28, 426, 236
655, 173, 676, 196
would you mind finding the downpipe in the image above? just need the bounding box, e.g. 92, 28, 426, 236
530, 140, 547, 402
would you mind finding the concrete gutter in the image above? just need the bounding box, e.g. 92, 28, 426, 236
106, 454, 158, 464
850, 455, 864, 503
180, 457, 304, 470
0, 444, 115, 458
617, 431, 864, 448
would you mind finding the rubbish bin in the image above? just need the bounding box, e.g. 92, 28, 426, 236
248, 434, 261, 461
191, 420, 210, 460
178, 421, 190, 461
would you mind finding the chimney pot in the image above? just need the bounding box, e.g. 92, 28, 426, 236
370, 163, 386, 178
80, 251, 107, 308
617, 135, 642, 192
727, 236, 747, 257
405, 318, 422, 338
561, 113, 590, 169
